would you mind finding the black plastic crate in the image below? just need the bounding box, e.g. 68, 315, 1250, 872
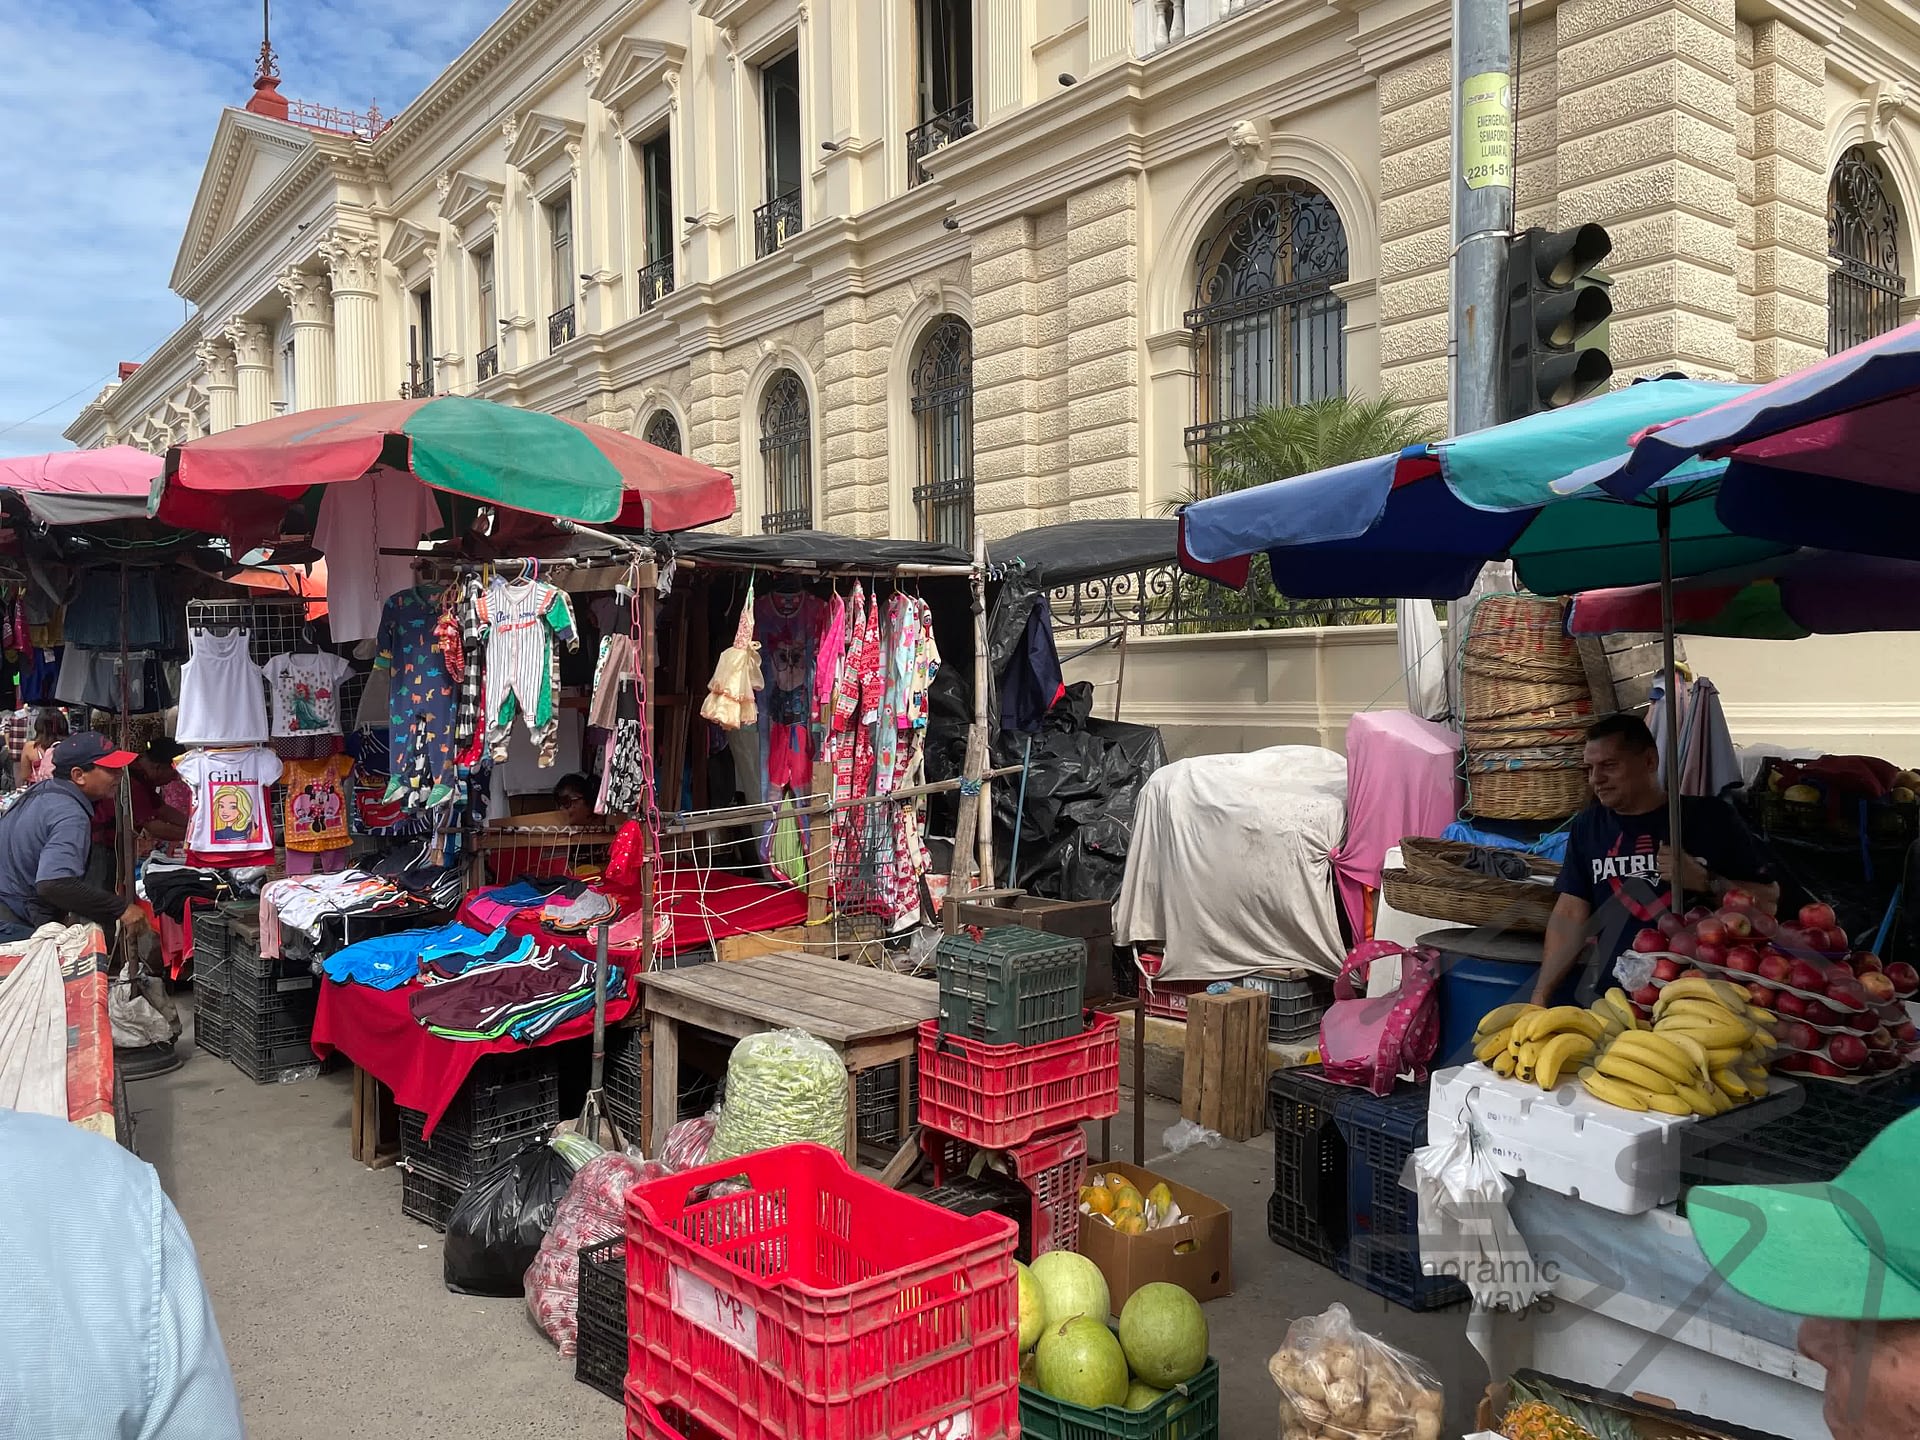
192, 999, 229, 1060
227, 963, 321, 1015
575, 1237, 628, 1401
400, 1160, 465, 1231
226, 991, 318, 1083
1681, 1083, 1909, 1189
922, 1172, 1033, 1261
227, 936, 316, 984
1266, 1067, 1348, 1270
602, 1029, 719, 1145
936, 926, 1086, 1045
1240, 970, 1333, 1044
399, 1106, 556, 1184
855, 1064, 918, 1149
1336, 1083, 1466, 1312
441, 1050, 561, 1135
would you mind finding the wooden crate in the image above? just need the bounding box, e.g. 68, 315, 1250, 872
1180, 988, 1268, 1141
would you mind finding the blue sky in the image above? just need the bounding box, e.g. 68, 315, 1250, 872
0, 0, 502, 457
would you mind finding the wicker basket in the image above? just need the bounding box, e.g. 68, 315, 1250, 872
1398, 836, 1563, 884
1465, 758, 1591, 821
1461, 596, 1582, 673
1380, 867, 1558, 933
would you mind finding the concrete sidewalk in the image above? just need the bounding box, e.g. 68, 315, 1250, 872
132, 1009, 1488, 1439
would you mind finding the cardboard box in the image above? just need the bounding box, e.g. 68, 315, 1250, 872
1075, 1160, 1233, 1310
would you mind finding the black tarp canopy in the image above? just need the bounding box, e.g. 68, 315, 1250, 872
669, 529, 970, 572
987, 518, 1178, 588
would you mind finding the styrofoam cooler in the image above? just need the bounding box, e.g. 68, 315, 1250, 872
1424, 1063, 1696, 1213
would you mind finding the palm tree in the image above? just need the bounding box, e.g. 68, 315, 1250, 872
1165, 396, 1443, 630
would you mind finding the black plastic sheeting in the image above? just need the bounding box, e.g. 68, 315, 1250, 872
670, 530, 970, 571
991, 683, 1167, 903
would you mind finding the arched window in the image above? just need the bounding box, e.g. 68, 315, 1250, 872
758, 369, 812, 533
1186, 180, 1348, 468
1829, 146, 1906, 354
642, 409, 682, 454
910, 316, 973, 548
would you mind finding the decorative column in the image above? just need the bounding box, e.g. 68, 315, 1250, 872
318, 227, 383, 404
981, 0, 1032, 121
277, 269, 336, 411
196, 338, 238, 433
224, 319, 274, 425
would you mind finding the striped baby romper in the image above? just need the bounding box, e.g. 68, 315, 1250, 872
479, 576, 579, 765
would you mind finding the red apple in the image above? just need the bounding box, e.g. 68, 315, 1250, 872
1696, 942, 1728, 969
1759, 953, 1792, 982
1776, 991, 1810, 1019
1800, 902, 1839, 932
1868, 1049, 1902, 1071
1776, 1018, 1819, 1051
1685, 905, 1714, 927
1860, 972, 1898, 1004
1888, 961, 1920, 996
1851, 951, 1885, 974
1823, 926, 1851, 954
1896, 1019, 1919, 1044
1829, 1033, 1870, 1070
1723, 888, 1757, 912
1748, 985, 1778, 1008
1696, 917, 1729, 947
1721, 912, 1754, 940
1787, 959, 1830, 993
1779, 926, 1813, 953
1752, 911, 1780, 938
1868, 1025, 1897, 1051
1653, 957, 1687, 983
1631, 984, 1661, 1009
1632, 928, 1668, 954
1725, 945, 1761, 974
1657, 911, 1685, 938
1668, 932, 1701, 959
1846, 1006, 1880, 1032
1783, 1053, 1845, 1077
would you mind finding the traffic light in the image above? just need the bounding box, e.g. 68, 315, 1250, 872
1503, 223, 1613, 419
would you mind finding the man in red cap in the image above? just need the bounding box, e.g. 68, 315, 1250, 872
0, 731, 150, 945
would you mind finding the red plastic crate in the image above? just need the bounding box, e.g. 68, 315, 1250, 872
919, 1126, 1089, 1261
917, 1011, 1121, 1149
625, 1143, 1020, 1440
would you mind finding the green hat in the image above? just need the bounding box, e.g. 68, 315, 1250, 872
1688, 1106, 1920, 1321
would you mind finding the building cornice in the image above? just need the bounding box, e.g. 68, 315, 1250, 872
372, 0, 573, 163
170, 107, 317, 291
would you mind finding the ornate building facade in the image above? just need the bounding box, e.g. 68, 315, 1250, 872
64, 0, 1920, 545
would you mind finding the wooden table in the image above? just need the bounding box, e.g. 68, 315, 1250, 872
641, 952, 939, 1174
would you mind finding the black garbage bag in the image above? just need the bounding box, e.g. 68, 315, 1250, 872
443, 1140, 580, 1297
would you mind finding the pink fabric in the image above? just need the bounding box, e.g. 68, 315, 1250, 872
1330, 710, 1462, 937
0, 445, 160, 497
1318, 940, 1440, 1096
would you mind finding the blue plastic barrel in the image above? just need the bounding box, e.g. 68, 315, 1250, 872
1421, 926, 1574, 1067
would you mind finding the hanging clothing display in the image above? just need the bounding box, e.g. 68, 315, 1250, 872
314, 472, 444, 644
54, 649, 169, 714
478, 577, 578, 765
176, 747, 283, 863
177, 630, 269, 745
452, 572, 485, 753
700, 579, 762, 731
282, 754, 355, 853
376, 587, 459, 810
263, 651, 355, 738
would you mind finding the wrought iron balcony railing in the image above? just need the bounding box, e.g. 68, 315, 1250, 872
636, 256, 676, 314
475, 345, 499, 382
548, 305, 577, 350
754, 190, 802, 259
907, 100, 975, 188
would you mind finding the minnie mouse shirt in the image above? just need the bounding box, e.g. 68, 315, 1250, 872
281, 754, 354, 853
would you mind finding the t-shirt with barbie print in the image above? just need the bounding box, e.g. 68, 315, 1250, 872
176, 748, 283, 858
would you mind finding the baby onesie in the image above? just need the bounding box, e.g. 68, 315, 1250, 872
479, 577, 578, 766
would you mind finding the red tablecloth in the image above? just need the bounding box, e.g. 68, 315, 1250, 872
311, 968, 639, 1138
0, 927, 112, 1138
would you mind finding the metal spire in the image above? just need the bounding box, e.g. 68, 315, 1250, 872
255, 0, 279, 83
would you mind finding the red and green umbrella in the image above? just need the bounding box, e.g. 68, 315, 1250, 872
156, 395, 734, 552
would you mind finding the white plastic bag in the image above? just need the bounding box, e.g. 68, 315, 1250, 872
706, 1028, 849, 1163
1269, 1302, 1444, 1440
109, 973, 176, 1049
1409, 1112, 1550, 1312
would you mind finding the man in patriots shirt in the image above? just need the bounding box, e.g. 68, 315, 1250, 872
1532, 714, 1780, 1005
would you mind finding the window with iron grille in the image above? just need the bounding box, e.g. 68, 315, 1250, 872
1829, 146, 1906, 355
643, 409, 682, 454
758, 369, 812, 533
1186, 179, 1348, 482
910, 316, 973, 547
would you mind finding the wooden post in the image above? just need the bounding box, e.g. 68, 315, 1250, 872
949, 535, 991, 900
972, 532, 994, 889
1181, 988, 1267, 1141
639, 578, 658, 979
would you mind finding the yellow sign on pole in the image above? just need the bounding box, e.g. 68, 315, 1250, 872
1461, 71, 1513, 190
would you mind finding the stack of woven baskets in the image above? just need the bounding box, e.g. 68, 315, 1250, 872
1459, 594, 1594, 821
1380, 594, 1594, 933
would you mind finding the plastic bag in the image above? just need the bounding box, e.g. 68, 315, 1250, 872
706, 1028, 849, 1163
443, 1139, 580, 1298
1268, 1303, 1444, 1440
1409, 1119, 1549, 1313
526, 1150, 669, 1353
109, 972, 177, 1049
659, 1112, 718, 1172
1161, 1118, 1222, 1155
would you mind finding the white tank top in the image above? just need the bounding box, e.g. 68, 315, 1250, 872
176, 629, 270, 745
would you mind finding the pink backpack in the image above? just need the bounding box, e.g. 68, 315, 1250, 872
1317, 940, 1441, 1096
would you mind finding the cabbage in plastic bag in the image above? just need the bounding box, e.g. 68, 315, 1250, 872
1268, 1303, 1443, 1440
706, 1027, 849, 1163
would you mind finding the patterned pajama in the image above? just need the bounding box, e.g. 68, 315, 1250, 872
376, 587, 459, 810
479, 577, 578, 766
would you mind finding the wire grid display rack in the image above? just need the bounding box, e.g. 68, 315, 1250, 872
824, 791, 921, 938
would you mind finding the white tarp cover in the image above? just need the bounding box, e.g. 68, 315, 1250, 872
0, 925, 72, 1120
1115, 745, 1349, 981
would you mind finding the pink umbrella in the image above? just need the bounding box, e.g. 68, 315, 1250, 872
0, 445, 160, 524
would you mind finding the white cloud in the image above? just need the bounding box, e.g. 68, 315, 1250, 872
0, 0, 500, 457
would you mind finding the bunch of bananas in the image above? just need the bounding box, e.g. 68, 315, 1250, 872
1578, 977, 1776, 1116
1471, 1000, 1618, 1090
